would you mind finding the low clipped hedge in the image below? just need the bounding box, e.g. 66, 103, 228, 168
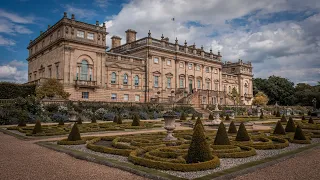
57, 139, 86, 145
250, 137, 289, 149
86, 137, 133, 156
128, 148, 220, 171
212, 145, 256, 158
290, 139, 311, 144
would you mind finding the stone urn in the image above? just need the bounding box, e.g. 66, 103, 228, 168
163, 111, 177, 141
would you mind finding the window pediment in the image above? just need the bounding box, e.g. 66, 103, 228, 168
165, 72, 173, 77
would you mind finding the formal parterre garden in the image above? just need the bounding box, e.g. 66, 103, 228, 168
35, 114, 320, 179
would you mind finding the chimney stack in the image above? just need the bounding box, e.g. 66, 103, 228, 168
125, 29, 137, 44
71, 14, 75, 20
111, 36, 122, 49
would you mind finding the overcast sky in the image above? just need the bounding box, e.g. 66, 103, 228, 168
0, 0, 319, 85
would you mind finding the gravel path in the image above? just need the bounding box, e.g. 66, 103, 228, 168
233, 148, 320, 180
0, 132, 148, 180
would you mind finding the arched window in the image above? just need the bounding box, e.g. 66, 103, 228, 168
80, 60, 88, 80
123, 73, 128, 85
111, 72, 116, 83
134, 75, 139, 86
244, 83, 248, 95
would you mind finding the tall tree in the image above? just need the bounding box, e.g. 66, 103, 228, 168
36, 78, 70, 99
252, 91, 269, 106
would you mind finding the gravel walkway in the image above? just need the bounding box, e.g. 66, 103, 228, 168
233, 148, 320, 180
0, 132, 148, 180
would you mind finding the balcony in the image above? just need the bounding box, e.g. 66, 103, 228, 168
75, 80, 98, 89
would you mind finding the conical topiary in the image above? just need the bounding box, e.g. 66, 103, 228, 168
132, 114, 140, 126
208, 113, 214, 120
180, 112, 186, 120
117, 115, 123, 124
308, 117, 314, 124
67, 123, 81, 141
302, 115, 305, 120
228, 121, 237, 134
280, 114, 287, 122
18, 118, 26, 127
276, 110, 281, 117
91, 115, 97, 123
214, 122, 230, 145
58, 119, 64, 125
77, 116, 82, 124
285, 117, 296, 132
113, 115, 118, 123
186, 119, 213, 163
260, 110, 264, 119
220, 114, 224, 119
273, 121, 286, 135
191, 114, 196, 120
32, 120, 42, 134
194, 117, 204, 130
225, 114, 230, 121
307, 110, 311, 116
235, 122, 250, 141
294, 125, 306, 140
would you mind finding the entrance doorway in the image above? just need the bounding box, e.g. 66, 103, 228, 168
189, 79, 193, 93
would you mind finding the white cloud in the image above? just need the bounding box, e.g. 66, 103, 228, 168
104, 0, 320, 85
0, 19, 32, 35
0, 9, 34, 24
0, 60, 28, 83
0, 35, 15, 46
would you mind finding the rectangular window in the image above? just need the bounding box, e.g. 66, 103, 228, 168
215, 83, 218, 91
154, 76, 159, 87
196, 65, 200, 71
124, 94, 129, 101
179, 62, 184, 68
77, 30, 84, 38
206, 67, 209, 73
111, 93, 117, 100
87, 33, 94, 40
135, 95, 140, 102
167, 60, 171, 66
55, 67, 58, 79
179, 78, 184, 88
197, 80, 201, 89
167, 77, 171, 88
188, 63, 193, 70
82, 92, 89, 99
206, 82, 210, 89
49, 68, 52, 78
154, 57, 159, 64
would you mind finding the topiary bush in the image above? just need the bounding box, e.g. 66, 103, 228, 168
285, 117, 296, 132
18, 114, 27, 127
180, 112, 187, 120
273, 121, 286, 135
91, 114, 97, 123
186, 119, 213, 163
208, 113, 214, 120
67, 123, 81, 141
214, 122, 230, 145
280, 114, 287, 122
308, 117, 314, 124
191, 114, 196, 120
294, 125, 306, 140
276, 110, 281, 117
302, 115, 305, 120
117, 115, 123, 124
225, 114, 230, 121
132, 114, 140, 126
228, 121, 237, 134
260, 110, 264, 119
77, 116, 82, 124
235, 122, 250, 141
113, 115, 118, 123
194, 117, 204, 130
32, 120, 42, 134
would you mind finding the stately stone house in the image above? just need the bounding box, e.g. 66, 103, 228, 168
27, 13, 253, 107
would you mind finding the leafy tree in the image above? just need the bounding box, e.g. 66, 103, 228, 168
36, 78, 70, 99
235, 122, 250, 141
214, 122, 230, 145
252, 91, 269, 106
186, 119, 212, 163
67, 123, 81, 141
273, 121, 285, 135
228, 121, 237, 134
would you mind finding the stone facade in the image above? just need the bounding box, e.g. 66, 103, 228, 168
27, 13, 253, 106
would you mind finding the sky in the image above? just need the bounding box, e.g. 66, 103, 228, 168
0, 0, 319, 85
